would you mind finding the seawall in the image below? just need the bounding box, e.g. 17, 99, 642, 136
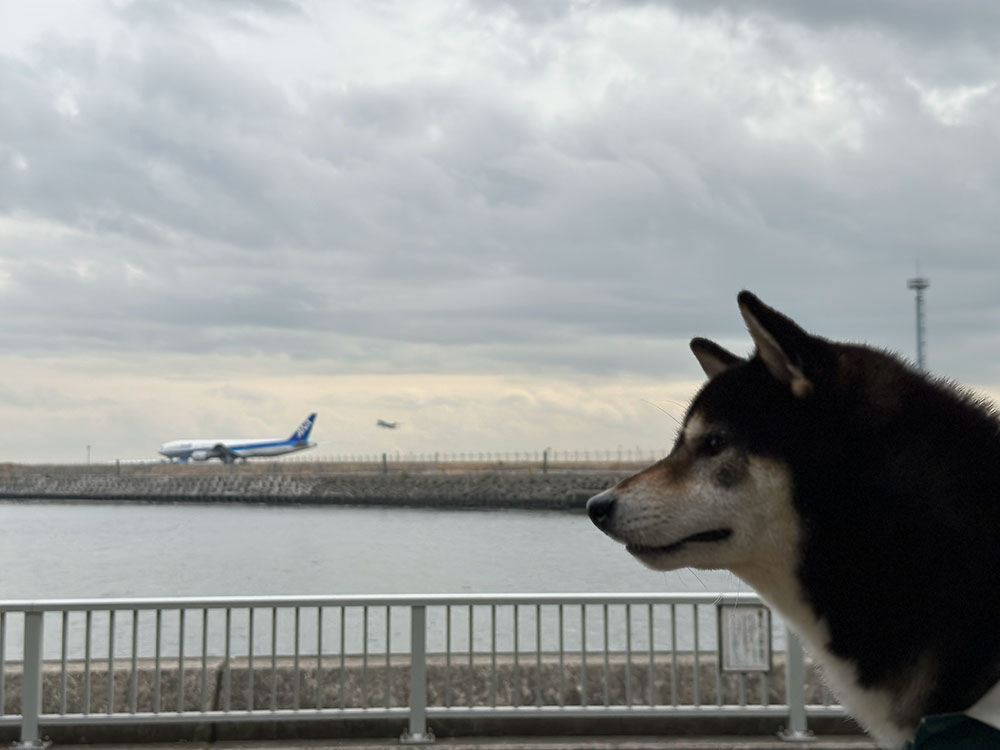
1, 653, 851, 744
0, 463, 635, 510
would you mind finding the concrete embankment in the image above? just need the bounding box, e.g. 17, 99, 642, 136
1, 653, 851, 744
0, 463, 634, 510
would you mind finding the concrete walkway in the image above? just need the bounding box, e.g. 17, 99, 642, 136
48, 736, 882, 750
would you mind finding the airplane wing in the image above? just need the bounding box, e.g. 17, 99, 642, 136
210, 443, 241, 464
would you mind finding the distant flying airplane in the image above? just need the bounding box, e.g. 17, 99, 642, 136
158, 413, 318, 463
376, 419, 399, 429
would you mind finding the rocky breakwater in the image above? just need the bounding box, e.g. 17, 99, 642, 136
0, 465, 629, 511
0, 652, 845, 744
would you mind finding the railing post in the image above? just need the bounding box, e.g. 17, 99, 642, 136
780, 631, 813, 742
401, 605, 433, 744
16, 611, 50, 748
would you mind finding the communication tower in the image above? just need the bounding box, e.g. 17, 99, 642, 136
907, 275, 929, 370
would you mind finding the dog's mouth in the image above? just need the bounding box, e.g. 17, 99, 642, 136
626, 528, 732, 557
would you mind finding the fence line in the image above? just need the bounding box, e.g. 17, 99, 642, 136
0, 593, 839, 745
75, 448, 672, 469
310, 449, 670, 465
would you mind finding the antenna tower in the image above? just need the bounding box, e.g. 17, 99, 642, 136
906, 274, 929, 370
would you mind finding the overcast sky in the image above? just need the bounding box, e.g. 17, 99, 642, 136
2, 0, 999, 463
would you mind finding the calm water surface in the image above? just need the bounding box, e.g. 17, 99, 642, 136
0, 501, 741, 599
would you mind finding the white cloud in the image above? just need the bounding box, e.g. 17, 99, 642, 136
907, 78, 996, 126
54, 89, 80, 118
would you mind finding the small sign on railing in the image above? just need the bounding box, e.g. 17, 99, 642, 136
717, 602, 772, 672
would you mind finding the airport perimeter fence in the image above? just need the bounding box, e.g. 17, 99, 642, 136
279, 448, 670, 475
76, 448, 672, 474
307, 448, 671, 467
0, 593, 845, 746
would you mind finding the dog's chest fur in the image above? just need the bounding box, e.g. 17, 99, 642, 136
739, 564, 928, 748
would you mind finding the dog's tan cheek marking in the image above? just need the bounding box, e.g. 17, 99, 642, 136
729, 456, 803, 590
664, 450, 695, 484
616, 451, 692, 494
614, 463, 660, 493
683, 413, 707, 446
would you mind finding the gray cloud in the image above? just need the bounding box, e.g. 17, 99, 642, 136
653, 0, 1000, 44
1, 0, 998, 389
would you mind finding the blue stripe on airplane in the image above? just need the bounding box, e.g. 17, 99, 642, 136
229, 439, 306, 454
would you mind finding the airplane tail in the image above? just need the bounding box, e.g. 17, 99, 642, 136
290, 413, 317, 442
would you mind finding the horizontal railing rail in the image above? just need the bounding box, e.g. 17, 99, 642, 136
0, 593, 842, 746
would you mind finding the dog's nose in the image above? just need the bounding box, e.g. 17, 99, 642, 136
587, 489, 617, 528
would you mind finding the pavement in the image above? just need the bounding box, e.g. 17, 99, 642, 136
43, 736, 883, 750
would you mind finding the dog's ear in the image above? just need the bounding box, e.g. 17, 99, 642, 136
738, 291, 815, 399
690, 337, 744, 379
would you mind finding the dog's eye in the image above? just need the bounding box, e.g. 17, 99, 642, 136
701, 432, 727, 457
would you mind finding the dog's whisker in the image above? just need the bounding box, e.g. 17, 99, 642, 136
686, 567, 707, 589
661, 398, 692, 412
730, 573, 743, 612
641, 399, 682, 427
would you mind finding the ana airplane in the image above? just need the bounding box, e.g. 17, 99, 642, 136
376, 419, 399, 429
159, 413, 317, 463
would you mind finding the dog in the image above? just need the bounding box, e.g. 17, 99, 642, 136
587, 291, 1000, 748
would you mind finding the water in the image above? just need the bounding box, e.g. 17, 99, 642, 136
0, 501, 742, 599
1, 501, 766, 660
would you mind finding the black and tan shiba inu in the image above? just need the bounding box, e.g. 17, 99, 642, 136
587, 292, 1000, 748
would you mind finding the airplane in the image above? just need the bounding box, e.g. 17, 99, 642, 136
158, 413, 317, 463
376, 419, 399, 429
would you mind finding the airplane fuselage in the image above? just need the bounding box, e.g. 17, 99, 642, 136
159, 414, 317, 463
158, 438, 315, 462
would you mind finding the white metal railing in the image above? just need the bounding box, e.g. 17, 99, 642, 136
0, 593, 842, 746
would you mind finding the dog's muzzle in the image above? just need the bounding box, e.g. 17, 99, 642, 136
587, 489, 617, 531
